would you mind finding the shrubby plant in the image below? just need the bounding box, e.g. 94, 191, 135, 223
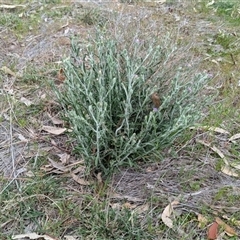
55, 25, 211, 174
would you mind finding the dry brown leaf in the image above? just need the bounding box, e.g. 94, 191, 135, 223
0, 4, 26, 9
67, 160, 84, 167
16, 167, 27, 175
20, 97, 33, 106
198, 213, 208, 228
231, 164, 240, 170
57, 153, 70, 165
211, 145, 226, 160
135, 203, 149, 214
41, 93, 46, 99
211, 59, 219, 66
190, 126, 229, 134
222, 215, 240, 227
97, 172, 102, 184
215, 217, 237, 236
72, 165, 85, 174
0, 66, 16, 77
17, 133, 28, 142
25, 170, 34, 177
48, 157, 70, 172
51, 117, 64, 125
12, 233, 57, 240
206, 0, 215, 7
42, 125, 66, 135
161, 200, 179, 228
57, 68, 66, 82
64, 236, 77, 240
151, 92, 161, 109
208, 222, 219, 240
41, 164, 54, 172
47, 113, 64, 125
221, 165, 239, 177
229, 133, 240, 142
110, 203, 121, 210
207, 126, 229, 134
123, 202, 137, 209
71, 173, 92, 186
0, 219, 13, 228
47, 159, 83, 173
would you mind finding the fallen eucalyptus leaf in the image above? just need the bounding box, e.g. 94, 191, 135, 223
47, 113, 64, 125
229, 133, 240, 142
0, 66, 16, 77
20, 97, 33, 106
17, 134, 28, 142
198, 213, 208, 228
42, 125, 66, 135
207, 126, 229, 134
57, 153, 70, 165
190, 126, 229, 134
0, 4, 26, 9
64, 236, 77, 240
57, 68, 66, 82
135, 203, 149, 214
221, 165, 239, 178
207, 222, 219, 240
161, 200, 179, 228
12, 232, 57, 240
48, 157, 71, 172
122, 202, 137, 209
231, 163, 240, 170
71, 173, 92, 186
215, 217, 237, 236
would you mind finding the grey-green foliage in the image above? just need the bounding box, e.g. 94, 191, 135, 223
55, 30, 210, 174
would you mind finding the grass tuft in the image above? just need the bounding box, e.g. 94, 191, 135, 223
55, 24, 212, 175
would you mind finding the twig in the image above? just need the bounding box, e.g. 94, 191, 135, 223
230, 53, 236, 65
6, 89, 20, 191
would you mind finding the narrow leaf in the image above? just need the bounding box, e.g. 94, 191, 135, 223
48, 158, 70, 172
0, 4, 26, 9
71, 173, 92, 186
221, 165, 239, 178
20, 97, 33, 106
47, 113, 64, 125
229, 133, 240, 142
42, 126, 66, 135
191, 126, 229, 134
215, 217, 237, 236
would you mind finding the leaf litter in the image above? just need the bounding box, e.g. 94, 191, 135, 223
42, 125, 67, 135
161, 200, 179, 228
12, 233, 57, 240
